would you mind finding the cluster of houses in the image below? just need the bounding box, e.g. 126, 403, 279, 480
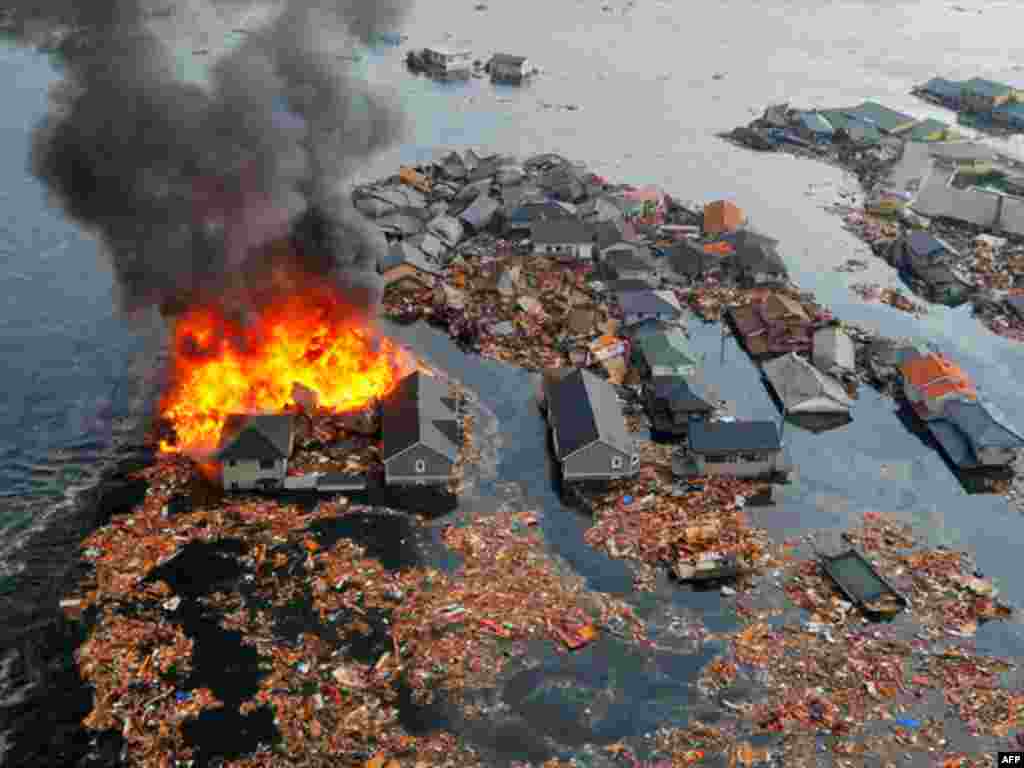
741, 100, 960, 152
916, 76, 1024, 131
406, 44, 534, 82
215, 370, 463, 492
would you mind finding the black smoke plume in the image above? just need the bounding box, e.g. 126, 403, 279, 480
6, 0, 408, 319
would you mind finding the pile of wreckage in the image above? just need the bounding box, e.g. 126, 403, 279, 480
405, 44, 537, 83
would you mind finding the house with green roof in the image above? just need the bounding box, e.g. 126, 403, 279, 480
905, 118, 958, 143
630, 328, 701, 379
820, 109, 882, 146
841, 101, 917, 135
961, 78, 1017, 112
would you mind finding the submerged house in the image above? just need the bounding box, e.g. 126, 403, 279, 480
675, 420, 785, 479
703, 200, 745, 236
728, 293, 813, 358
812, 325, 856, 374
600, 245, 656, 281
644, 376, 714, 435
993, 102, 1024, 130
721, 229, 788, 285
888, 231, 974, 304
381, 371, 460, 486
761, 352, 854, 416
900, 353, 978, 421
616, 289, 683, 326
920, 77, 964, 108
927, 399, 1024, 469
531, 220, 595, 260
218, 414, 296, 492
960, 77, 1016, 113
840, 101, 917, 135
664, 240, 724, 281
543, 368, 639, 481
630, 328, 700, 378
795, 111, 834, 144
488, 53, 531, 81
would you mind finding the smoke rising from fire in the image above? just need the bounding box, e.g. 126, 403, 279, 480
8, 0, 409, 319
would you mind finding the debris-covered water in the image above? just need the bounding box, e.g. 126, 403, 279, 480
6, 0, 1024, 763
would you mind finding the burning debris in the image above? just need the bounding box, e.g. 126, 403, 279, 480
157, 284, 411, 454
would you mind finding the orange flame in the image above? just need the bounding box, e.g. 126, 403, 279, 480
159, 285, 411, 454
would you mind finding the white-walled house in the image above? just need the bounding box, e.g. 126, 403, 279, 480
217, 414, 296, 492
530, 220, 595, 260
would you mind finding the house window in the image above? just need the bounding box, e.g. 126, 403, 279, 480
415, 459, 426, 473
611, 456, 624, 470
259, 459, 276, 470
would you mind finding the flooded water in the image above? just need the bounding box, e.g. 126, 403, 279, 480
5, 0, 1024, 761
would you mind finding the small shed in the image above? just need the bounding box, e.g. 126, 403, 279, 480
812, 325, 856, 373
703, 200, 745, 236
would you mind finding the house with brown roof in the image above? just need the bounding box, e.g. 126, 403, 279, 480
703, 200, 745, 236
728, 293, 814, 358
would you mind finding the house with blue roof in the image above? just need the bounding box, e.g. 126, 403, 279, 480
927, 398, 1024, 469
820, 109, 882, 147
993, 102, 1024, 130
841, 101, 917, 135
795, 111, 834, 144
920, 77, 964, 108
961, 78, 1017, 112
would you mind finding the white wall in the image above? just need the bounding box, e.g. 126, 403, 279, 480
223, 458, 286, 490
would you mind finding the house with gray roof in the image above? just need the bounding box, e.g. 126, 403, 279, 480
381, 371, 461, 486
644, 376, 714, 435
488, 53, 531, 81
674, 420, 784, 478
218, 414, 296, 492
722, 229, 788, 285
531, 219, 595, 260
600, 244, 656, 280
664, 240, 723, 279
927, 398, 1024, 469
616, 289, 682, 326
458, 193, 500, 232
543, 368, 639, 481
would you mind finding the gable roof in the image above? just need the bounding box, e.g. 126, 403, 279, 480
688, 420, 781, 453
530, 219, 594, 244
703, 200, 745, 235
647, 376, 714, 412
841, 101, 916, 133
728, 230, 787, 275
634, 330, 699, 370
904, 231, 956, 260
922, 77, 964, 101
761, 352, 854, 414
458, 193, 500, 230
928, 399, 1024, 468
798, 111, 834, 133
381, 371, 458, 463
616, 289, 682, 316
665, 240, 723, 276
900, 353, 977, 401
491, 53, 528, 66
545, 368, 633, 458
962, 77, 1014, 99
217, 414, 295, 461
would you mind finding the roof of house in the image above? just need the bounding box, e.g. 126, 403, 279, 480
928, 399, 1024, 468
922, 77, 964, 100
904, 230, 957, 260
381, 371, 459, 463
798, 111, 834, 133
545, 368, 633, 458
604, 246, 654, 272
458, 193, 500, 229
380, 241, 445, 276
813, 325, 856, 368
900, 353, 977, 401
217, 414, 294, 461
728, 230, 788, 275
688, 420, 781, 454
962, 77, 1014, 98
647, 376, 714, 412
616, 289, 682, 316
905, 118, 952, 142
703, 200, 745, 235
634, 330, 699, 370
665, 240, 723, 276
842, 101, 916, 133
763, 293, 809, 321
993, 102, 1024, 119
491, 53, 528, 66
608, 278, 653, 293
530, 219, 594, 244
761, 352, 854, 414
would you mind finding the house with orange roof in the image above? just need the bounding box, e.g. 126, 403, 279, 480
899, 353, 977, 420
